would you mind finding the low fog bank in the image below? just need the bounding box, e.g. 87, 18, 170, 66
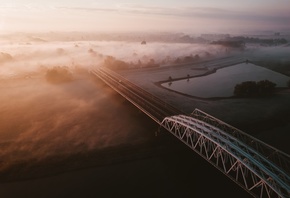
1, 31, 288, 77
0, 41, 232, 78
0, 73, 158, 173
1, 31, 261, 78
0, 41, 100, 78
0, 33, 234, 175
0, 31, 289, 177
245, 46, 290, 76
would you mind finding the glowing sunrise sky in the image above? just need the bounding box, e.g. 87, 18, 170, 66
0, 0, 289, 33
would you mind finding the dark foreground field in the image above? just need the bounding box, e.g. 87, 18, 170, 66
0, 128, 252, 198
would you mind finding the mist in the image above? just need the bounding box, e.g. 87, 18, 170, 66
0, 32, 255, 174
0, 71, 157, 172
0, 38, 229, 78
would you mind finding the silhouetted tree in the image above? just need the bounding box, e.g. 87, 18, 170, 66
0, 52, 13, 62
183, 55, 194, 62
174, 58, 181, 63
103, 56, 129, 70
46, 66, 73, 84
137, 59, 142, 67
234, 81, 257, 97
256, 80, 276, 96
234, 80, 276, 97
56, 48, 65, 55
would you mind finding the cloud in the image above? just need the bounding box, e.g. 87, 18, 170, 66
57, 4, 290, 25
58, 6, 117, 13
1, 2, 289, 33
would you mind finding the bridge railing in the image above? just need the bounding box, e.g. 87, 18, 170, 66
91, 68, 182, 123
190, 109, 290, 178
162, 114, 290, 197
93, 66, 290, 197
95, 67, 182, 116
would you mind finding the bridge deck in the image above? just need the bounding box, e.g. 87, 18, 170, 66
91, 67, 182, 123
92, 67, 290, 198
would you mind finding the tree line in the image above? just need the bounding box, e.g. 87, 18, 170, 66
234, 80, 276, 97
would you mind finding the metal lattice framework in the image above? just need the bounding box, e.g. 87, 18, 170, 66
92, 68, 290, 197
161, 109, 290, 198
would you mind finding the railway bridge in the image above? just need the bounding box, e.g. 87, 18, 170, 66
91, 67, 290, 198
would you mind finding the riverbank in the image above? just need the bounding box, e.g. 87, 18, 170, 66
119, 55, 290, 154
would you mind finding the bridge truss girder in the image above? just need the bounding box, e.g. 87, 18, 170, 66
161, 111, 290, 198
92, 68, 290, 197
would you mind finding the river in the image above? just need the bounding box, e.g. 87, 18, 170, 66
162, 63, 290, 98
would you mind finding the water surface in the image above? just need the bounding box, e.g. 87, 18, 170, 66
162, 63, 290, 98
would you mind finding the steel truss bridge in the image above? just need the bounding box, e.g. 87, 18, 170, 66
91, 67, 290, 198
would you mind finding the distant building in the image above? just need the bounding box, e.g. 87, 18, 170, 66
274, 32, 280, 36
141, 40, 146, 45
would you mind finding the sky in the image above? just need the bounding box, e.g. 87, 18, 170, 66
0, 0, 290, 34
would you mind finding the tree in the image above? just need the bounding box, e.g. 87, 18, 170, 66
147, 58, 159, 68
137, 59, 142, 67
256, 80, 276, 96
234, 81, 257, 97
174, 57, 181, 63
103, 56, 129, 70
0, 52, 13, 63
194, 54, 200, 61
234, 80, 276, 98
45, 66, 73, 84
